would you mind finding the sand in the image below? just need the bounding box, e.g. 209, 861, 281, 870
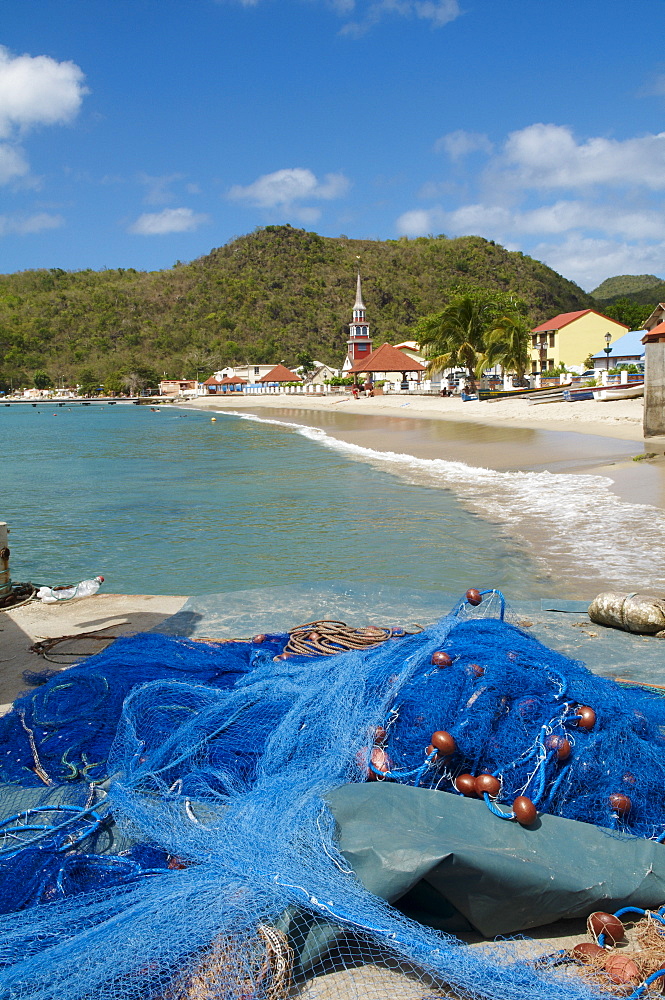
184, 389, 646, 442
183, 390, 665, 510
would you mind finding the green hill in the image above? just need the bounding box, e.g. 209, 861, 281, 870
592, 274, 664, 303
0, 226, 594, 388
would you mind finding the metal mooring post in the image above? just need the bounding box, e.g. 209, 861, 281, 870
0, 523, 10, 599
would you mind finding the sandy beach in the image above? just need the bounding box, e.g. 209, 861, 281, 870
184, 391, 665, 511
186, 389, 646, 441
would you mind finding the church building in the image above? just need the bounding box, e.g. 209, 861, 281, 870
342, 274, 373, 374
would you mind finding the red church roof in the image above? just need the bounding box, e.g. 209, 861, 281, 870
259, 364, 302, 382
532, 309, 629, 333
350, 342, 426, 374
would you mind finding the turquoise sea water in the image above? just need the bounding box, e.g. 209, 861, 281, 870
2, 402, 550, 599
4, 401, 665, 600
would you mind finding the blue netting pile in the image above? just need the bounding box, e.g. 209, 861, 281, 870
0, 591, 662, 1000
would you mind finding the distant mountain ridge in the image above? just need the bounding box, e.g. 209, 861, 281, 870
591, 274, 665, 305
0, 226, 595, 386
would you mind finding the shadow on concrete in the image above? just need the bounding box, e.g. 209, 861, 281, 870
0, 599, 190, 710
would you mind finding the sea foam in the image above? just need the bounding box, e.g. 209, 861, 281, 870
224, 409, 665, 592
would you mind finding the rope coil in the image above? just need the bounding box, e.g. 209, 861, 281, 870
284, 618, 423, 656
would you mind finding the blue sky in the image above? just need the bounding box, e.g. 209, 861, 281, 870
2, 0, 665, 290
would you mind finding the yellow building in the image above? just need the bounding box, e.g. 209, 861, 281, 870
530, 310, 629, 372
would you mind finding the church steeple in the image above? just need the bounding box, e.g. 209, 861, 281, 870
344, 272, 373, 371
353, 272, 365, 319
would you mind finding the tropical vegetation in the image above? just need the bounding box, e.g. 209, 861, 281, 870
0, 226, 595, 393
591, 273, 663, 316
415, 290, 531, 390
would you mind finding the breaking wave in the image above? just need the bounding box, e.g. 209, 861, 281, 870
224, 410, 665, 592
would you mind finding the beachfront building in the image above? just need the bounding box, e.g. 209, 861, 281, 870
590, 330, 646, 370
349, 342, 426, 387
296, 361, 339, 385
259, 364, 302, 385
204, 375, 247, 394
393, 340, 427, 365
159, 378, 199, 397
642, 321, 665, 448
215, 364, 276, 383
643, 304, 665, 332
342, 273, 373, 374
530, 310, 629, 373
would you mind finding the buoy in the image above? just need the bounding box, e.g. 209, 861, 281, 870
512, 795, 537, 825
572, 942, 605, 963
431, 650, 452, 667
575, 706, 596, 730
211, 417, 216, 422
430, 730, 457, 755
475, 773, 501, 797
545, 734, 572, 760
466, 588, 482, 606
455, 773, 477, 797
609, 793, 632, 816
374, 726, 387, 745
605, 953, 640, 985
587, 911, 625, 945
368, 747, 391, 780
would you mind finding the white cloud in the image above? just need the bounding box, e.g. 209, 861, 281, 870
499, 123, 665, 190
533, 235, 665, 292
0, 212, 64, 236
397, 120, 665, 289
220, 0, 461, 33
435, 129, 493, 159
341, 0, 460, 35
398, 199, 665, 243
0, 143, 29, 184
414, 0, 461, 26
396, 208, 442, 236
228, 167, 349, 208
138, 172, 186, 205
641, 73, 665, 98
0, 47, 87, 189
128, 207, 210, 235
0, 46, 88, 140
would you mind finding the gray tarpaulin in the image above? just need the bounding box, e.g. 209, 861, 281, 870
157, 585, 665, 939
326, 783, 665, 937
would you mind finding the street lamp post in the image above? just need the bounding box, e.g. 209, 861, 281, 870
604, 332, 612, 370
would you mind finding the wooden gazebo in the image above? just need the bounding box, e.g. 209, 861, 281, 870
204, 375, 248, 394
349, 342, 426, 386
259, 364, 302, 383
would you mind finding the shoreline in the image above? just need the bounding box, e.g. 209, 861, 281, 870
183, 392, 665, 510
183, 389, 646, 440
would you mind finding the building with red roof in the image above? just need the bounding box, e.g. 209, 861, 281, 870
349, 342, 426, 385
259, 364, 302, 383
530, 309, 629, 372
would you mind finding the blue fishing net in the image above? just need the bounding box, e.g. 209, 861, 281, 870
0, 591, 661, 1000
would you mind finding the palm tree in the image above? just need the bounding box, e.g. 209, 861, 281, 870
480, 314, 531, 383
415, 294, 495, 391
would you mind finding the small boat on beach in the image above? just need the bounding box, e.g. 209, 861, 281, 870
563, 387, 595, 402
591, 382, 644, 401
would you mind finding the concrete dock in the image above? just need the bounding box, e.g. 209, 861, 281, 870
0, 592, 187, 714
